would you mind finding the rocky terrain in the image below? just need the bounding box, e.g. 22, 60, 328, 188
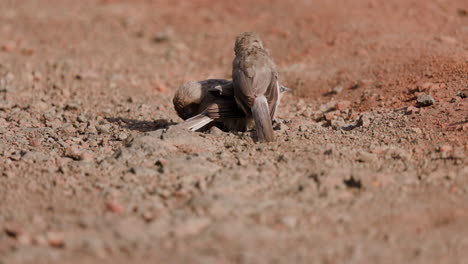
0, 0, 467, 263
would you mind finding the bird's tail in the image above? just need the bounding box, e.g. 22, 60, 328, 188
177, 113, 213, 131
252, 96, 275, 142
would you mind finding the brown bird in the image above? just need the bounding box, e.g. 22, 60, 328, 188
173, 79, 246, 131
232, 32, 280, 142
173, 79, 290, 132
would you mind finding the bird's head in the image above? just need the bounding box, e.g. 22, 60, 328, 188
173, 81, 205, 120
234, 32, 264, 55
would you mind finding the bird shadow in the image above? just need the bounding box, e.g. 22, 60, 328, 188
106, 117, 177, 132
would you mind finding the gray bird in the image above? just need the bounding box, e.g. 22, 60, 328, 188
232, 32, 280, 142
173, 79, 290, 132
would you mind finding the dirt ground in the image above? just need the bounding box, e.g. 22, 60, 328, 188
1, 0, 467, 263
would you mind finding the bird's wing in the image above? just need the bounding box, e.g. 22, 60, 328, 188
205, 97, 245, 119
233, 56, 278, 116
207, 82, 235, 97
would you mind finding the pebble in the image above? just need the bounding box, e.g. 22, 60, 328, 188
273, 122, 289, 131
357, 114, 371, 127
457, 89, 467, 99
29, 138, 42, 147
209, 126, 224, 135
64, 145, 82, 160
80, 152, 94, 162
330, 118, 346, 130
106, 201, 124, 214
416, 94, 435, 107
95, 123, 111, 134
77, 114, 88, 123
154, 82, 167, 92
2, 170, 15, 178
118, 132, 128, 140
153, 31, 172, 43
331, 85, 343, 94
319, 101, 336, 113
280, 216, 298, 228
405, 106, 420, 115
4, 225, 23, 238
411, 127, 422, 134
324, 111, 339, 121
173, 217, 211, 237
1, 41, 16, 52
46, 232, 65, 248
356, 151, 377, 163
439, 145, 453, 153
335, 101, 351, 111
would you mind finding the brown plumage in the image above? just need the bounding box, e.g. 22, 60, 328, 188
232, 32, 279, 142
173, 79, 247, 131
173, 79, 290, 132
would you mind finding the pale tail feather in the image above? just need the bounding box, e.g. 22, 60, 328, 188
252, 96, 275, 142
177, 114, 213, 131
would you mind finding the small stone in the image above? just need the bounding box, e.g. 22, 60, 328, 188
118, 132, 128, 140
29, 138, 41, 147
64, 102, 79, 111
457, 89, 467, 99
2, 170, 15, 178
106, 201, 124, 214
21, 48, 35, 56
173, 217, 211, 237
458, 8, 467, 16
357, 114, 371, 127
280, 216, 297, 228
411, 127, 422, 134
1, 41, 15, 52
356, 151, 377, 163
64, 145, 82, 160
0, 100, 13, 110
142, 211, 155, 222
80, 152, 94, 162
405, 106, 420, 115
416, 94, 435, 107
77, 114, 88, 123
31, 71, 42, 82
17, 234, 32, 245
153, 31, 172, 43
154, 82, 167, 93
330, 118, 346, 130
155, 158, 169, 172
301, 108, 313, 118
319, 101, 336, 113
324, 111, 338, 121
209, 126, 223, 135
4, 225, 23, 238
420, 82, 439, 91
439, 145, 453, 153
46, 232, 65, 248
95, 123, 111, 134
273, 122, 289, 131
331, 85, 343, 94
87, 139, 98, 147
335, 101, 351, 111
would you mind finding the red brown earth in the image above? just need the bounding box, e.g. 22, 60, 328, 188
0, 0, 467, 263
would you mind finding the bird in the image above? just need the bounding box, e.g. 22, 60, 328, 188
173, 79, 290, 132
173, 79, 247, 131
232, 32, 280, 142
